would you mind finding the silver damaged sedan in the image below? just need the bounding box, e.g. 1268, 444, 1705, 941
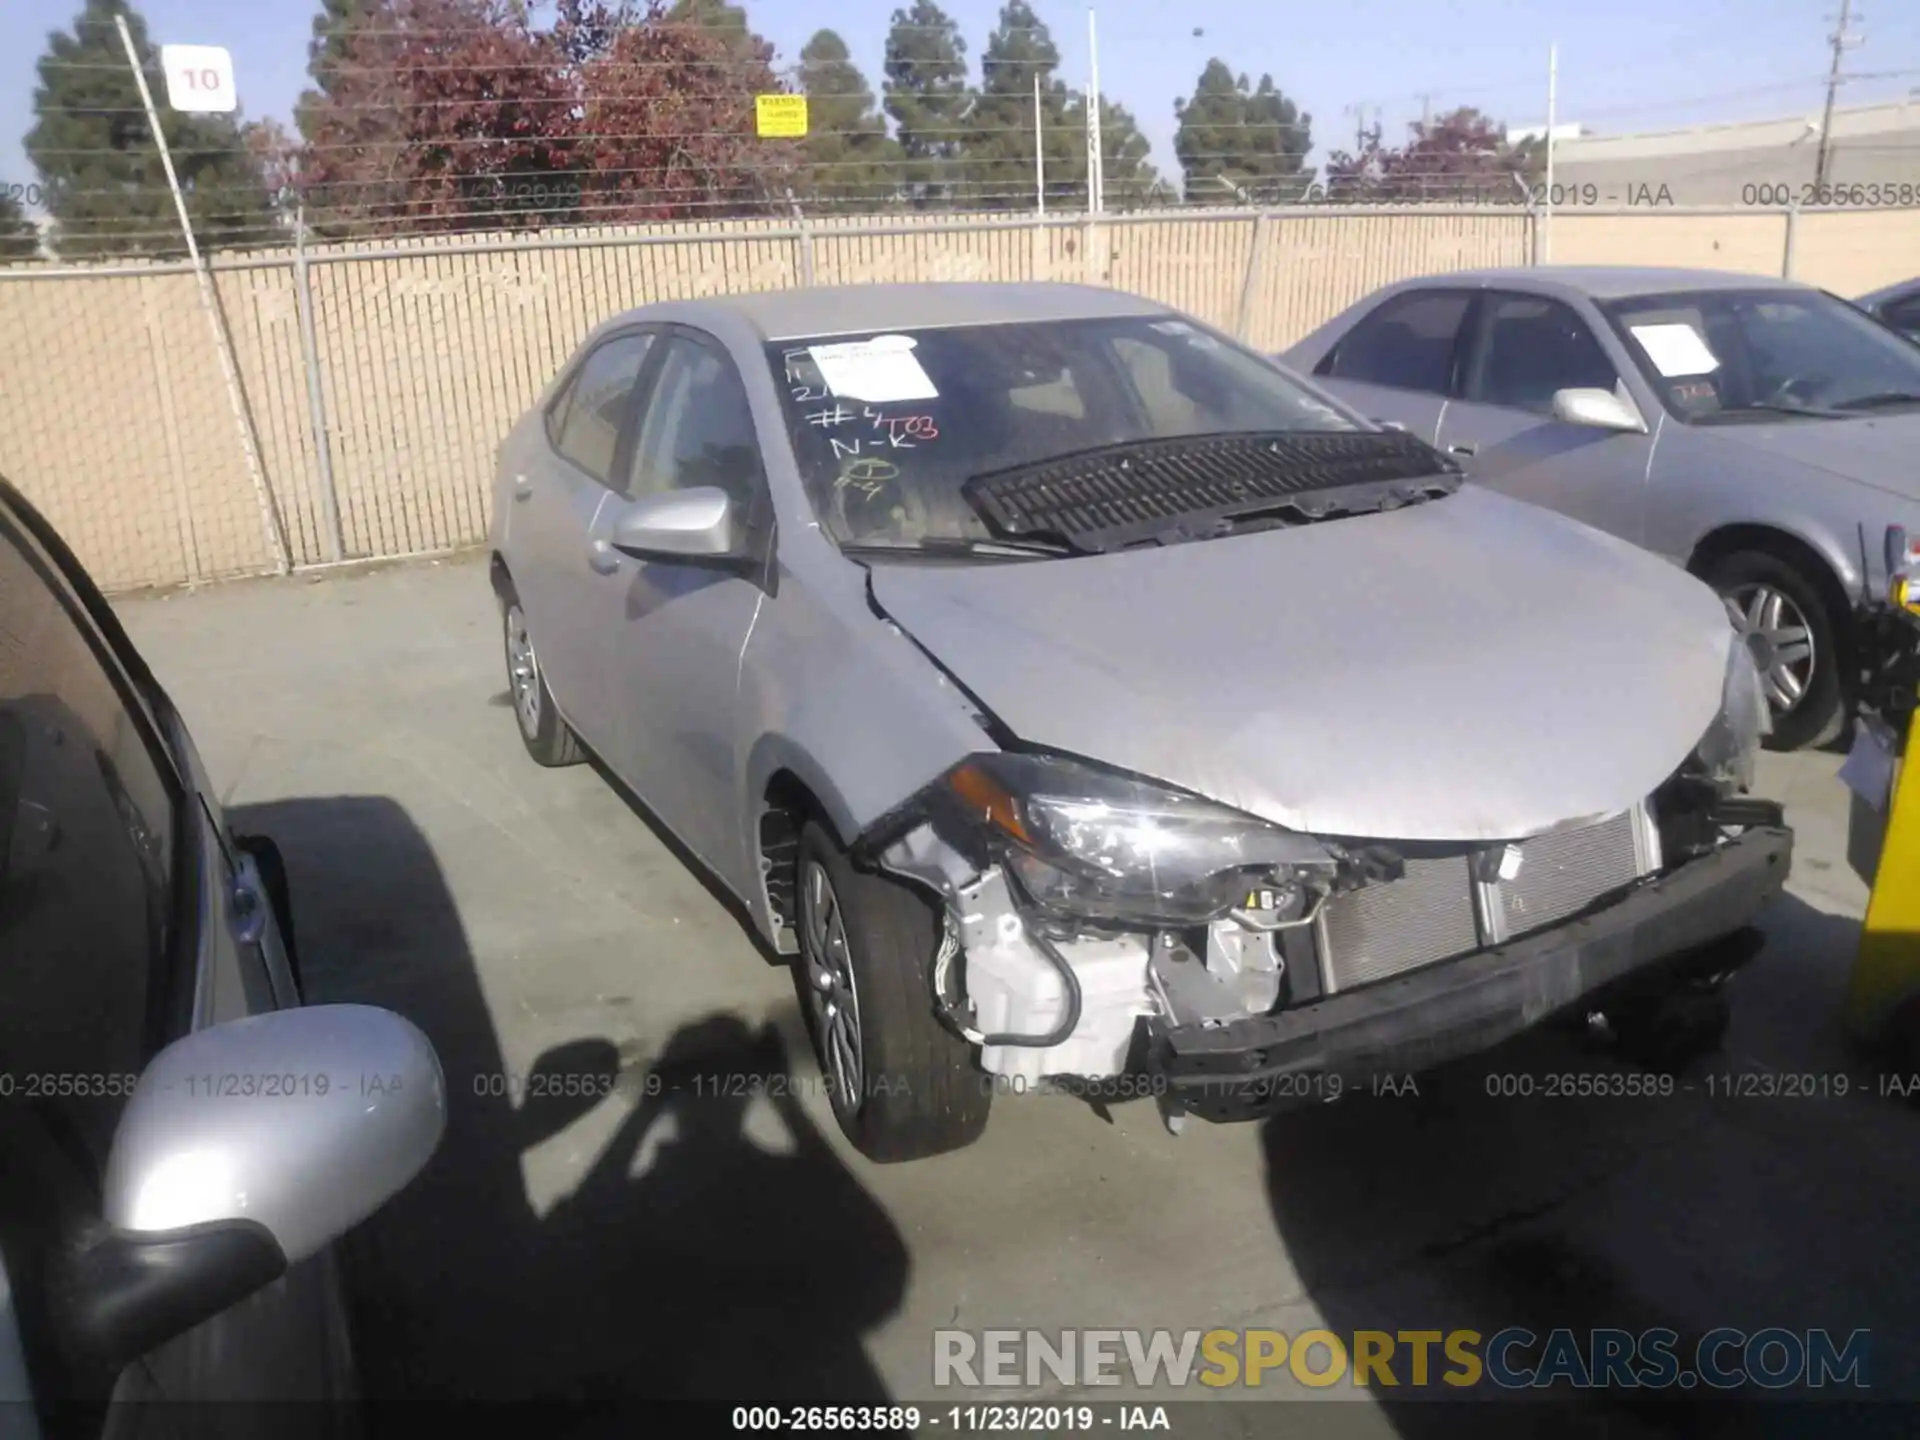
490, 282, 1792, 1162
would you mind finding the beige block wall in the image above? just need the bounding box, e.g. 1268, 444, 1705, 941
0, 206, 1911, 593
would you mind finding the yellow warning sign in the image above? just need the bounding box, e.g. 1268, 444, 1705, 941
755, 94, 808, 138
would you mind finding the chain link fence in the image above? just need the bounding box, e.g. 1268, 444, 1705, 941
1, 201, 1916, 593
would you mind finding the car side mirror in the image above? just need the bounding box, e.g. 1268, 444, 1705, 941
609, 486, 738, 562
1551, 387, 1648, 434
58, 1006, 444, 1369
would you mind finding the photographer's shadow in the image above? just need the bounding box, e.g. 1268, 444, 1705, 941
231, 796, 910, 1434
520, 1016, 910, 1409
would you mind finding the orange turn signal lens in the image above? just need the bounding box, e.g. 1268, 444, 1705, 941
947, 762, 1032, 845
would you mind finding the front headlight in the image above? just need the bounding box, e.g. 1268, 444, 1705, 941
943, 752, 1335, 926
1695, 637, 1771, 790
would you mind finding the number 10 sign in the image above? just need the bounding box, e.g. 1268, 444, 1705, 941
160, 45, 237, 114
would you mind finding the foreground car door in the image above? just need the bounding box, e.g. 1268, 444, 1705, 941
1434, 290, 1653, 545
510, 330, 656, 745
0, 493, 349, 1433
592, 330, 770, 883
1307, 288, 1472, 442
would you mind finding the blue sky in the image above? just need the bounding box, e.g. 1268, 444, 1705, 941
4, 0, 1917, 209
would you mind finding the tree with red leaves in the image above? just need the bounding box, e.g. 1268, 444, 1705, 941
296, 0, 793, 236
573, 0, 795, 222
1324, 106, 1542, 204
298, 0, 581, 237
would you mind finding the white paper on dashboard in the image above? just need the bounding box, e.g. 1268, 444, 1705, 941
1629, 322, 1720, 378
808, 334, 939, 402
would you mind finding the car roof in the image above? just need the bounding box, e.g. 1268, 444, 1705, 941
602, 282, 1171, 342
1397, 265, 1810, 302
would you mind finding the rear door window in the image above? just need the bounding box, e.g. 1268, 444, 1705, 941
1321, 291, 1473, 394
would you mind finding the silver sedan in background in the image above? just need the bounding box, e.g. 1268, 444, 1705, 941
490, 282, 1787, 1163
1283, 266, 1920, 750
1857, 277, 1920, 343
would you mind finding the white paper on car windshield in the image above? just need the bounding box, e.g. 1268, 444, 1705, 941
1629, 322, 1720, 378
808, 334, 939, 403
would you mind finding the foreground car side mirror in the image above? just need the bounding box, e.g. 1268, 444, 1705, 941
610, 486, 738, 562
1552, 387, 1648, 434
58, 1006, 444, 1368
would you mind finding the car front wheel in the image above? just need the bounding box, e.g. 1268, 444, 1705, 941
1704, 549, 1845, 751
795, 820, 991, 1163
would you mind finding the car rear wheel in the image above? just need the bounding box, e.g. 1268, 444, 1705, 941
795, 820, 990, 1162
1703, 549, 1845, 752
502, 596, 583, 767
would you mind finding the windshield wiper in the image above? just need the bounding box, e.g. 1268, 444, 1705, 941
1699, 399, 1848, 422
838, 536, 1075, 561
1832, 391, 1920, 412
961, 430, 1459, 554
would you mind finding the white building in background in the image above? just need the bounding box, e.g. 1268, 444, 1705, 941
1519, 98, 1920, 205
1504, 123, 1588, 146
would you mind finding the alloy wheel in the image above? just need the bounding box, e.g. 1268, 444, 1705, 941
1723, 582, 1816, 716
800, 859, 864, 1114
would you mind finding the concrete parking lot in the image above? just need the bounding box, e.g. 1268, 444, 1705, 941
117, 553, 1917, 1436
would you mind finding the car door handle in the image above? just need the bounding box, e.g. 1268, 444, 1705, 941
587, 539, 622, 575
1447, 443, 1477, 457
512, 475, 534, 502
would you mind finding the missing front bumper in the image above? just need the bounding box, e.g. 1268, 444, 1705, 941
1146, 825, 1792, 1121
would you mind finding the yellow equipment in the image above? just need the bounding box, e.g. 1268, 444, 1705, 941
1843, 541, 1920, 1062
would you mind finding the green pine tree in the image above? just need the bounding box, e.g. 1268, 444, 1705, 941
666, 0, 758, 51
1085, 95, 1166, 210
882, 1, 972, 208
1174, 59, 1312, 204
26, 0, 278, 259
0, 192, 38, 260
966, 1, 1079, 211
796, 29, 901, 213
296, 0, 380, 141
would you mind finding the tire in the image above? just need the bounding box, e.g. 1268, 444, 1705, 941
501, 591, 584, 767
1701, 548, 1846, 752
795, 820, 991, 1162
234, 831, 301, 999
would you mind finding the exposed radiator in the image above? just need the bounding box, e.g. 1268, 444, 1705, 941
1316, 855, 1480, 994
1314, 805, 1659, 994
1482, 805, 1660, 944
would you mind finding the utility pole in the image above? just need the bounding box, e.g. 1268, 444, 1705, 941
1086, 6, 1104, 213
1814, 0, 1862, 192
1543, 42, 1558, 263
1416, 92, 1434, 129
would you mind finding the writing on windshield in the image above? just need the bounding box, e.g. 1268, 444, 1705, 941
766, 317, 1358, 548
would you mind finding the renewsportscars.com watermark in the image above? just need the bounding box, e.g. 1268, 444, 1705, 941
934, 1327, 1871, 1391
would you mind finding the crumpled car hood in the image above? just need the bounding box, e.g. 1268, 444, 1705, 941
868, 486, 1734, 842
1713, 411, 1920, 502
